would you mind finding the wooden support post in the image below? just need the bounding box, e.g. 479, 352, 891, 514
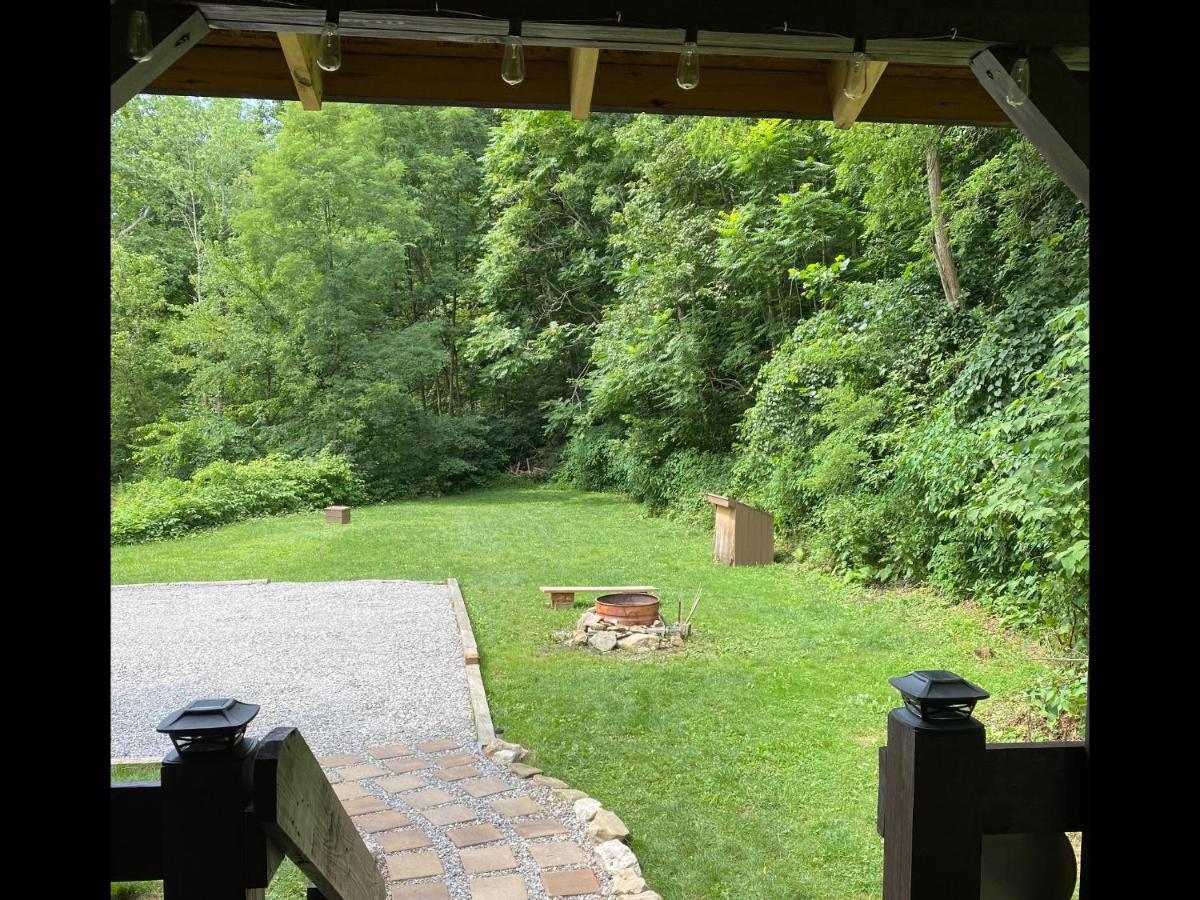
568, 47, 600, 120
550, 591, 575, 609
278, 32, 324, 110
160, 738, 274, 900
827, 59, 888, 129
111, 6, 209, 114
881, 708, 986, 899
969, 48, 1089, 209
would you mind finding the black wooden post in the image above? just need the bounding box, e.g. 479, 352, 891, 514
160, 736, 266, 900
880, 671, 990, 899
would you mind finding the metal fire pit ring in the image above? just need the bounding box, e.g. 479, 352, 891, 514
595, 592, 661, 627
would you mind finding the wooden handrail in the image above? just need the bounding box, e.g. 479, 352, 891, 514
253, 727, 385, 900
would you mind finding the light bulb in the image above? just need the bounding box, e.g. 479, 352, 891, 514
676, 41, 700, 90
317, 19, 341, 72
128, 9, 153, 63
843, 51, 868, 100
1005, 58, 1030, 107
501, 35, 525, 85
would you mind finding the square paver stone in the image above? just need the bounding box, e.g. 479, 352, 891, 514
461, 845, 519, 875
318, 753, 363, 767
404, 787, 455, 809
386, 851, 443, 881
378, 773, 428, 793
339, 763, 390, 781
385, 757, 433, 775
437, 751, 479, 768
355, 810, 412, 833
422, 804, 478, 826
389, 883, 450, 900
377, 830, 434, 853
417, 739, 461, 753
470, 874, 529, 900
529, 842, 586, 869
541, 869, 600, 897
447, 823, 505, 848
334, 783, 371, 802
490, 797, 542, 817
343, 797, 390, 817
434, 765, 482, 782
460, 777, 514, 799
369, 744, 415, 760
511, 820, 568, 839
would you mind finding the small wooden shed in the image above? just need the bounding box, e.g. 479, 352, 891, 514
705, 494, 774, 566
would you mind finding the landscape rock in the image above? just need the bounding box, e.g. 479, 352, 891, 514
588, 809, 632, 843
626, 892, 662, 900
532, 774, 569, 789
669, 635, 685, 647
595, 839, 641, 874
574, 797, 602, 822
611, 868, 648, 895
578, 610, 600, 628
588, 631, 618, 652
617, 633, 660, 651
553, 788, 589, 803
571, 630, 589, 645
484, 739, 528, 762
508, 762, 542, 778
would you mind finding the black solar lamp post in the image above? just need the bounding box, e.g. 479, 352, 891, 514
888, 670, 990, 729
157, 697, 274, 899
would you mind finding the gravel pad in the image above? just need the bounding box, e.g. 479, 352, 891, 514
111, 580, 475, 758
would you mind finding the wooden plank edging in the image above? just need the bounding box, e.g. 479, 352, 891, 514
447, 578, 497, 746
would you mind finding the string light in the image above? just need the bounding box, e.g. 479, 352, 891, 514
842, 37, 868, 100
501, 20, 525, 85
676, 26, 699, 90
1005, 53, 1030, 107
127, 2, 154, 63
317, 7, 342, 72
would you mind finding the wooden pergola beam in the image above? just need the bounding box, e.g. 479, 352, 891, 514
827, 60, 888, 129
277, 32, 323, 110
568, 47, 600, 120
970, 48, 1089, 209
149, 32, 1017, 127
111, 6, 209, 114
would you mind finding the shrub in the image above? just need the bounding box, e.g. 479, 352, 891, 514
111, 453, 364, 544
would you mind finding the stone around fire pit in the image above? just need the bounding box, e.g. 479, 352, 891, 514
565, 605, 691, 652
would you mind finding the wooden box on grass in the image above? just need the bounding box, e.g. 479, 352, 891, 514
324, 505, 351, 524
705, 494, 773, 566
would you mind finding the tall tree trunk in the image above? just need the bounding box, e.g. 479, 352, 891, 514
925, 142, 964, 312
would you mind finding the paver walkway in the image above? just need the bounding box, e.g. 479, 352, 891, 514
318, 739, 611, 900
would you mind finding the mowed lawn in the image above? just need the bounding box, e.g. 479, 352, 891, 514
112, 480, 1051, 899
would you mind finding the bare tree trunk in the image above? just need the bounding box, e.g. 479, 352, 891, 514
926, 142, 964, 312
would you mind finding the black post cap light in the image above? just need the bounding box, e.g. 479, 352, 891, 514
156, 697, 260, 754
889, 670, 989, 728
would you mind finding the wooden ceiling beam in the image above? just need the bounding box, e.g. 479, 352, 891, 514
277, 32, 323, 110
112, 6, 209, 113
568, 47, 600, 120
970, 48, 1088, 208
149, 32, 1013, 127
827, 60, 888, 129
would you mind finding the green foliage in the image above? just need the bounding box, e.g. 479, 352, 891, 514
111, 453, 364, 544
112, 103, 1089, 711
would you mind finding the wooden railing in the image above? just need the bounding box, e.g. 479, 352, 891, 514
877, 709, 1088, 898
110, 727, 385, 900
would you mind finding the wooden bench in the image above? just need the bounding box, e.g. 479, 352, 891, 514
539, 586, 658, 610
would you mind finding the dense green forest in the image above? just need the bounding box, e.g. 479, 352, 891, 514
111, 98, 1088, 717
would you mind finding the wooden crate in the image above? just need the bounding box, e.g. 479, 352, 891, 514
705, 494, 774, 566
324, 505, 351, 524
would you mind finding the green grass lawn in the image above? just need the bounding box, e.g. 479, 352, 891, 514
112, 479, 1053, 899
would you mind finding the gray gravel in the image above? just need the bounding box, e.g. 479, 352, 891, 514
111, 579, 475, 758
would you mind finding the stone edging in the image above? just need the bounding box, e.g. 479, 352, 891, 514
447, 578, 660, 899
